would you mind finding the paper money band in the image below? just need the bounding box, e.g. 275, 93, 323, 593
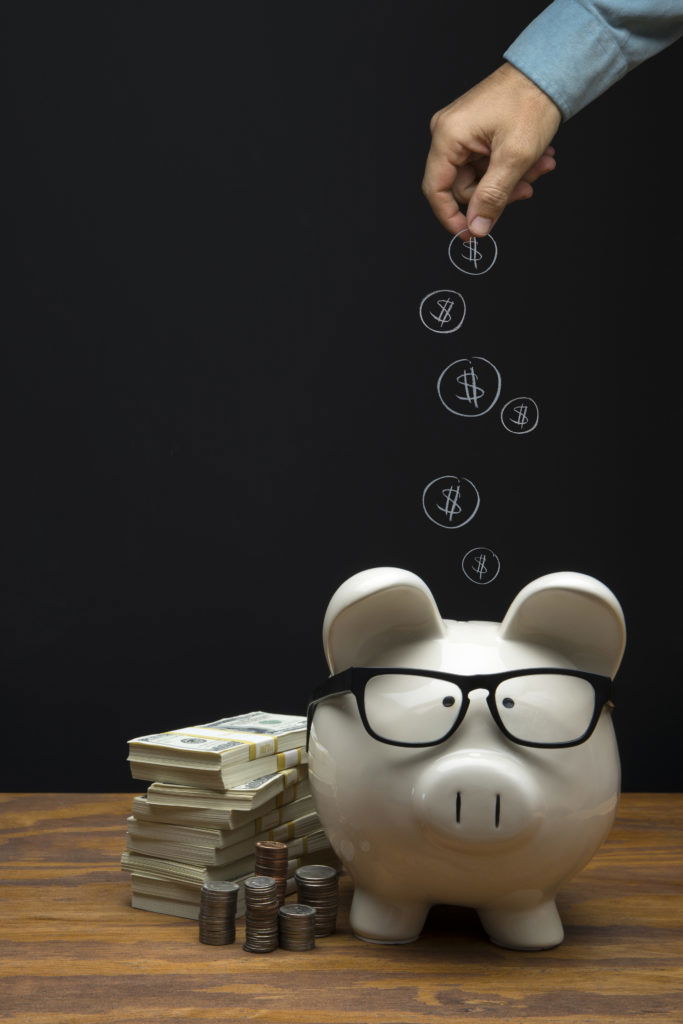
274, 777, 305, 807
260, 812, 318, 842
275, 749, 303, 769
252, 794, 310, 834
275, 820, 296, 841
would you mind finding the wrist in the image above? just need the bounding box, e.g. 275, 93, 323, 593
496, 62, 562, 126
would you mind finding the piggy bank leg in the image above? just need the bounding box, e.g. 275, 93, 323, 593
478, 898, 564, 951
350, 887, 429, 944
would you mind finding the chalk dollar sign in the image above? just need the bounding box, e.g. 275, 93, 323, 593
463, 238, 482, 267
456, 366, 484, 407
431, 298, 454, 326
511, 403, 529, 428
472, 553, 488, 578
437, 484, 461, 521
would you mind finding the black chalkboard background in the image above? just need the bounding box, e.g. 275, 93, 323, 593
3, 2, 681, 791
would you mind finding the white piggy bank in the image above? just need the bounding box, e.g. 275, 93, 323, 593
307, 567, 625, 950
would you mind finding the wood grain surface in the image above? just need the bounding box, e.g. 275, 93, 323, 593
0, 793, 681, 1024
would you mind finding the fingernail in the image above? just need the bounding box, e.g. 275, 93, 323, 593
470, 216, 492, 236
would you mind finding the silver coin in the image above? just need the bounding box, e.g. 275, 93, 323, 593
245, 875, 277, 890
279, 904, 315, 917
202, 880, 239, 893
295, 865, 337, 881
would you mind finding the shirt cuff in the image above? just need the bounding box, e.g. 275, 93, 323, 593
503, 0, 628, 120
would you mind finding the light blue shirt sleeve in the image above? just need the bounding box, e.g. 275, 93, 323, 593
503, 0, 683, 119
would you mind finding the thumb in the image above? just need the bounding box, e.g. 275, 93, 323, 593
467, 143, 534, 236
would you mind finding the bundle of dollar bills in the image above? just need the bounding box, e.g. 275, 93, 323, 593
127, 710, 308, 790
121, 710, 339, 920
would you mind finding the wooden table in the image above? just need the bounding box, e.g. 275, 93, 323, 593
0, 793, 681, 1024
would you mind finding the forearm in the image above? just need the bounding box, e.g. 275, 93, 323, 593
504, 0, 683, 119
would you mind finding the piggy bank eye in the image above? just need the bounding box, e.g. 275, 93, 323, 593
495, 673, 597, 744
364, 673, 463, 744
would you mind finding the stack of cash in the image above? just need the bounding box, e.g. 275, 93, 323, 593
120, 710, 339, 920
126, 710, 308, 790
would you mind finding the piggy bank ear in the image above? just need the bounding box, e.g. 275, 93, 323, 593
323, 567, 446, 673
499, 572, 626, 678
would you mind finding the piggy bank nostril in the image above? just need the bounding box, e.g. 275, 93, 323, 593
442, 696, 456, 708
502, 697, 515, 709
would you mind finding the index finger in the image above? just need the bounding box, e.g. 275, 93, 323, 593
421, 145, 469, 235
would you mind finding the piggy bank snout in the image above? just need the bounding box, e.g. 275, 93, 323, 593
413, 752, 543, 847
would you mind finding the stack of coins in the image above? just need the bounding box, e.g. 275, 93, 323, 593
198, 880, 239, 945
294, 864, 339, 936
278, 904, 316, 951
254, 840, 288, 906
242, 875, 279, 953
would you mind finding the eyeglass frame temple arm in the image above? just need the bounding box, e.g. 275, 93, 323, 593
306, 687, 353, 752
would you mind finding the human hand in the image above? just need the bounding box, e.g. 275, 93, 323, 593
422, 62, 562, 237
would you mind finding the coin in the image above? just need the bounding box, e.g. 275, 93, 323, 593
242, 875, 279, 953
255, 840, 288, 906
293, 866, 337, 882
295, 864, 339, 937
203, 881, 240, 893
278, 904, 316, 951
244, 875, 277, 891
198, 880, 238, 945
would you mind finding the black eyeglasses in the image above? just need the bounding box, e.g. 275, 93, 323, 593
307, 666, 614, 750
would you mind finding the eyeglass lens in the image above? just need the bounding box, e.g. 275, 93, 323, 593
364, 673, 463, 743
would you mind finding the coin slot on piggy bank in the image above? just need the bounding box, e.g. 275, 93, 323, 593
307, 568, 625, 951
